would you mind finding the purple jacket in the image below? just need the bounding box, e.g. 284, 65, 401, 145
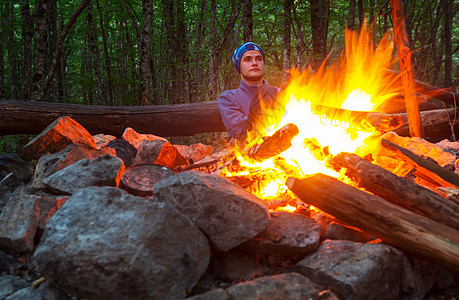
218, 79, 268, 138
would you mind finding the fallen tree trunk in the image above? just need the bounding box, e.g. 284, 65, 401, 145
332, 152, 459, 230
286, 173, 459, 273
0, 100, 226, 137
1, 100, 458, 141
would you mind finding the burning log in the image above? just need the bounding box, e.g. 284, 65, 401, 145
381, 138, 459, 188
312, 105, 404, 133
332, 152, 459, 230
286, 174, 459, 273
214, 123, 299, 174
246, 123, 299, 162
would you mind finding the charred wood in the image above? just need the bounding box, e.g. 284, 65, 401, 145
286, 173, 459, 273
332, 152, 459, 230
381, 139, 459, 188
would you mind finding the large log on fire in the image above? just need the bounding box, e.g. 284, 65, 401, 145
331, 152, 459, 230
286, 173, 459, 273
0, 100, 226, 137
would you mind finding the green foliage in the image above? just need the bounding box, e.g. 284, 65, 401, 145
0, 0, 456, 107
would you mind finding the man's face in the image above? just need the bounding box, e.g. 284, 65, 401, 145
239, 50, 264, 85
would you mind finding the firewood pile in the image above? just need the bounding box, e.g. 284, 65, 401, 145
0, 115, 458, 300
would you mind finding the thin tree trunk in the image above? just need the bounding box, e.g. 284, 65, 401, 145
96, 0, 114, 106
243, 0, 253, 42
357, 0, 364, 29
7, 0, 18, 99
139, 0, 153, 105
176, 0, 189, 103
39, 0, 91, 101
0, 2, 5, 99
32, 0, 48, 101
88, 1, 104, 105
282, 0, 293, 83
347, 0, 356, 30
309, 0, 329, 71
47, 0, 58, 102
20, 0, 33, 100
208, 0, 218, 102
442, 0, 452, 87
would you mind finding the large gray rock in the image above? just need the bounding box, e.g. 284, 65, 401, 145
241, 211, 321, 257
32, 143, 115, 188
189, 272, 340, 300
0, 275, 30, 299
0, 187, 67, 253
153, 171, 270, 251
41, 154, 124, 194
5, 282, 70, 300
33, 186, 209, 300
292, 240, 404, 300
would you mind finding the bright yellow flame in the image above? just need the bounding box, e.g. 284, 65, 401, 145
220, 25, 402, 208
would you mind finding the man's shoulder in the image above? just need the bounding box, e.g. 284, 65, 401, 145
218, 87, 240, 101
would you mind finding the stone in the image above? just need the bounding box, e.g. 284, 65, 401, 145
32, 143, 116, 189
103, 138, 137, 168
292, 240, 407, 300
23, 116, 96, 159
41, 154, 124, 194
132, 139, 187, 168
0, 187, 66, 253
93, 133, 116, 149
174, 143, 213, 164
5, 282, 70, 300
188, 272, 340, 300
241, 211, 321, 257
33, 186, 209, 300
121, 127, 166, 149
153, 171, 270, 251
0, 275, 30, 299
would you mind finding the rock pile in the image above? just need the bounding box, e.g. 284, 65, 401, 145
0, 116, 457, 299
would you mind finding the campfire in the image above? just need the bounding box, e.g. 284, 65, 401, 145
216, 26, 404, 211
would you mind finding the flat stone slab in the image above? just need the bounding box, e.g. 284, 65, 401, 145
153, 171, 270, 251
241, 211, 321, 257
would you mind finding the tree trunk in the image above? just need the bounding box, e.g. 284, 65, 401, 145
39, 0, 91, 102
0, 2, 5, 99
139, 0, 153, 105
357, 0, 363, 29
208, 0, 218, 102
0, 100, 226, 137
442, 0, 452, 87
242, 0, 253, 42
176, 0, 190, 103
332, 152, 459, 230
32, 0, 49, 101
347, 0, 355, 30
286, 174, 459, 274
47, 0, 58, 102
309, 0, 329, 71
7, 0, 18, 99
96, 0, 114, 106
282, 0, 293, 83
87, 1, 104, 105
20, 0, 33, 100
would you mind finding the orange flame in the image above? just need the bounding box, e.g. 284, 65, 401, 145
221, 25, 403, 207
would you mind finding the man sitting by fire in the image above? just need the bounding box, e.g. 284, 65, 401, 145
218, 42, 279, 145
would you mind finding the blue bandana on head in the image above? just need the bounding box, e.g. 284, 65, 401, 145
232, 42, 265, 73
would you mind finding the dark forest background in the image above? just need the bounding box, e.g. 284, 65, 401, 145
0, 0, 457, 108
